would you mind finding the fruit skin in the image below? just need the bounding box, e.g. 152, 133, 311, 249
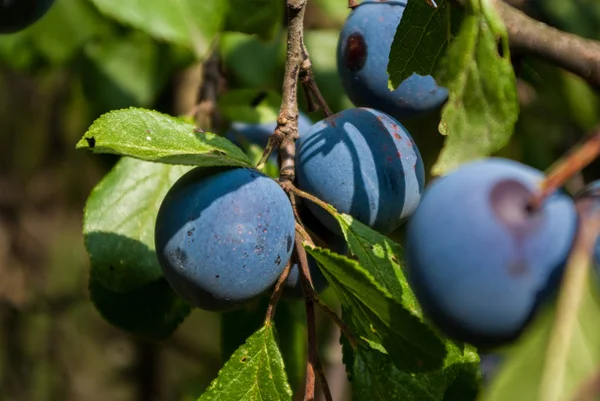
226, 112, 313, 149
296, 107, 425, 234
155, 167, 296, 311
405, 158, 578, 346
337, 1, 448, 121
0, 0, 55, 34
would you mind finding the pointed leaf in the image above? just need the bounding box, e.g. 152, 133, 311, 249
334, 213, 421, 315
84, 157, 192, 292
432, 3, 518, 175
351, 341, 480, 401
306, 246, 446, 372
388, 0, 462, 85
77, 108, 253, 167
199, 325, 292, 401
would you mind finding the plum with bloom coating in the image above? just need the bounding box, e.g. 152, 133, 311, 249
155, 167, 296, 311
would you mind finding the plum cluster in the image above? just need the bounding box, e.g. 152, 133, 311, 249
0, 0, 55, 34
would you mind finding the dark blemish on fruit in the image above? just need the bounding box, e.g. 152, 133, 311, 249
187, 229, 194, 236
85, 137, 96, 148
286, 235, 293, 252
490, 179, 541, 233
254, 245, 264, 254
215, 275, 220, 279
173, 248, 187, 265
345, 32, 367, 71
275, 255, 282, 265
394, 133, 401, 140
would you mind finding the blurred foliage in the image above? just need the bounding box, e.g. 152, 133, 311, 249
0, 0, 599, 399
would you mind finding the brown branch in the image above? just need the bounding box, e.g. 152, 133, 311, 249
299, 58, 333, 118
529, 128, 600, 210
265, 263, 292, 324
295, 236, 318, 401
313, 296, 358, 349
450, 0, 600, 88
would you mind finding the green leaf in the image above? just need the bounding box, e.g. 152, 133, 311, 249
334, 213, 420, 315
83, 157, 192, 292
224, 0, 283, 40
482, 275, 600, 401
76, 108, 253, 167
388, 0, 461, 86
88, 0, 228, 58
218, 89, 281, 125
83, 32, 173, 106
351, 341, 480, 401
219, 32, 285, 90
89, 276, 191, 341
306, 246, 447, 372
198, 325, 293, 401
432, 1, 518, 175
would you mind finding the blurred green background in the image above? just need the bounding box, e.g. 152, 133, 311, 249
0, 0, 599, 400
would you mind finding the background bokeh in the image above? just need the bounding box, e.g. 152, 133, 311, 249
0, 0, 599, 400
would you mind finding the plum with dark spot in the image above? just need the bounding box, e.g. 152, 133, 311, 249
0, 0, 55, 34
337, 1, 448, 121
155, 167, 295, 311
405, 158, 578, 346
296, 107, 425, 234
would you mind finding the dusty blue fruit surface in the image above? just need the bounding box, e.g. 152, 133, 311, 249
0, 0, 55, 34
405, 158, 578, 346
337, 0, 448, 120
296, 107, 425, 234
155, 167, 296, 311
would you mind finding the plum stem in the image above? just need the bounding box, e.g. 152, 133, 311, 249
528, 129, 600, 211
264, 263, 292, 325
294, 235, 319, 401
539, 198, 600, 401
299, 57, 333, 117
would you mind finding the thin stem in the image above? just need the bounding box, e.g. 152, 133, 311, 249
529, 129, 600, 210
265, 263, 292, 325
299, 60, 333, 118
295, 236, 317, 401
315, 354, 333, 401
284, 183, 337, 218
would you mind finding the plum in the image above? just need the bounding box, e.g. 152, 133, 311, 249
155, 167, 296, 311
405, 158, 578, 346
296, 107, 425, 234
337, 0, 448, 120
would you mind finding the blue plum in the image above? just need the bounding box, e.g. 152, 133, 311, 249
155, 167, 296, 311
284, 208, 348, 298
337, 1, 448, 121
0, 0, 55, 34
226, 112, 313, 149
296, 107, 425, 234
405, 158, 578, 346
